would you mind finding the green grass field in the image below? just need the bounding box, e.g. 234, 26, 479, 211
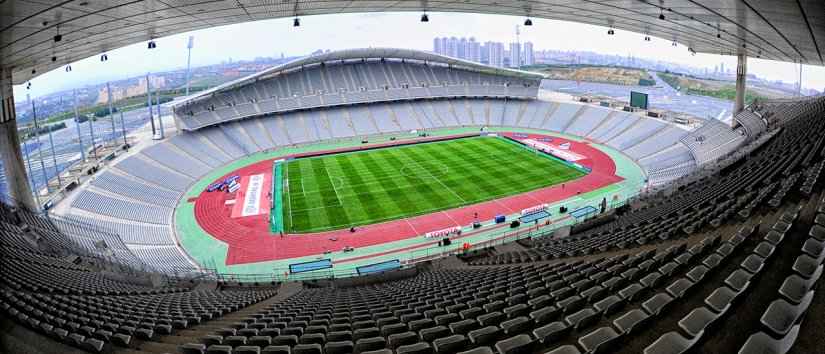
280, 136, 586, 233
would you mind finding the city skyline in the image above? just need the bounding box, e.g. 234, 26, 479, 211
14, 12, 824, 100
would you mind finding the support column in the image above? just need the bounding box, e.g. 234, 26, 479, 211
0, 66, 37, 210
734, 52, 748, 115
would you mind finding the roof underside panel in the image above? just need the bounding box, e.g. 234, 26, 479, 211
1, 0, 823, 84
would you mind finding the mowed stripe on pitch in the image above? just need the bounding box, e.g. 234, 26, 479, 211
282, 137, 586, 233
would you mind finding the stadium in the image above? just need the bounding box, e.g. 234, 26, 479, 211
0, 2, 824, 354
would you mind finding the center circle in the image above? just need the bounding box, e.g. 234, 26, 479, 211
399, 163, 450, 179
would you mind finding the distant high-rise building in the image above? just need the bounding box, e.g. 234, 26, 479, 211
447, 37, 459, 58
458, 38, 468, 59
434, 38, 443, 55
480, 42, 491, 65
523, 42, 535, 66
467, 37, 481, 63
509, 42, 521, 68
488, 42, 505, 68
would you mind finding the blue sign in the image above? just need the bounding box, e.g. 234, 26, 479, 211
289, 259, 333, 274
357, 260, 402, 275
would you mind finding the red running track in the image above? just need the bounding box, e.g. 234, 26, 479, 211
192, 133, 624, 265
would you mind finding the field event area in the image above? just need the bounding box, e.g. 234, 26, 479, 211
281, 136, 586, 233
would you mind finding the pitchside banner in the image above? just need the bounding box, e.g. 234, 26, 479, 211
523, 139, 585, 162
242, 174, 265, 217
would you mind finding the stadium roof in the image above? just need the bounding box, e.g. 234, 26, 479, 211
1, 0, 823, 84
172, 47, 545, 107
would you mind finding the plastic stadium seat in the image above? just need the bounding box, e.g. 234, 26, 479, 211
738, 326, 800, 354
533, 321, 570, 344
801, 238, 825, 259
545, 345, 582, 354
779, 274, 821, 304
612, 309, 651, 335
704, 286, 738, 314
665, 278, 694, 299
740, 254, 766, 274
388, 332, 418, 349
792, 255, 823, 279
724, 270, 753, 294
678, 307, 719, 338
206, 345, 233, 354
501, 316, 532, 335
565, 308, 599, 330
760, 292, 814, 337
449, 319, 479, 335
594, 295, 624, 316
457, 347, 494, 354
181, 343, 207, 354
579, 326, 620, 354
396, 342, 432, 354
753, 242, 776, 259
235, 346, 262, 354
325, 340, 354, 354
433, 334, 469, 353
468, 326, 502, 346
809, 225, 825, 241
494, 334, 534, 354
642, 293, 675, 317
644, 331, 701, 354
355, 337, 387, 353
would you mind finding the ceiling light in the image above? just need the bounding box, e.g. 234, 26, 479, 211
645, 36, 651, 41
51, 56, 57, 62
672, 41, 678, 47
147, 40, 156, 49
100, 53, 108, 61
53, 34, 62, 42
421, 13, 429, 22
524, 18, 533, 26
65, 65, 72, 72
31, 69, 36, 75
607, 29, 615, 35
293, 17, 300, 27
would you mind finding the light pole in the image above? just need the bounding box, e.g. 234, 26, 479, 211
185, 36, 194, 97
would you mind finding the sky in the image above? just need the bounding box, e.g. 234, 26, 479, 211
15, 11, 825, 99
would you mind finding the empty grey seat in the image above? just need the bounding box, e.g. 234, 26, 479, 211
546, 345, 582, 354
207, 345, 233, 354
324, 341, 354, 354
678, 307, 718, 339
725, 270, 753, 293
457, 347, 494, 354
809, 225, 825, 241
704, 286, 738, 314
235, 346, 262, 354
396, 342, 432, 354
355, 337, 387, 353
612, 309, 650, 335
388, 332, 418, 349
737, 326, 800, 354
292, 344, 322, 354
665, 278, 694, 299
529, 306, 560, 326
801, 238, 825, 259
449, 319, 479, 335
685, 266, 709, 284
642, 293, 674, 317
533, 321, 570, 344
640, 272, 664, 289
565, 308, 598, 330
468, 326, 501, 346
741, 254, 766, 274
792, 255, 823, 279
432, 334, 468, 353
181, 343, 207, 354
501, 316, 532, 335
261, 345, 291, 354
759, 292, 814, 337
778, 275, 820, 304
593, 295, 624, 316
764, 231, 784, 246
494, 334, 534, 354
578, 326, 620, 354
618, 284, 644, 302
419, 326, 450, 342
702, 254, 723, 269
643, 331, 701, 354
753, 242, 776, 259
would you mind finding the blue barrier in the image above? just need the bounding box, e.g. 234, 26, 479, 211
570, 206, 598, 219
520, 210, 550, 223
289, 259, 333, 274
357, 259, 402, 275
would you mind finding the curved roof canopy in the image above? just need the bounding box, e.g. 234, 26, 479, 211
1, 0, 823, 84
173, 47, 545, 107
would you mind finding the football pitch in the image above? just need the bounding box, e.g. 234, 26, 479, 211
280, 136, 587, 233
